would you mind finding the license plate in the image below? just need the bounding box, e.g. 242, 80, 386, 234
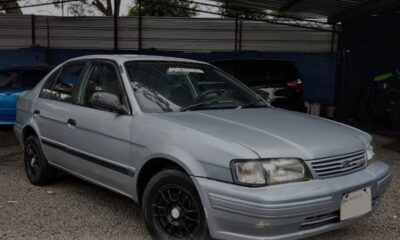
340, 187, 372, 221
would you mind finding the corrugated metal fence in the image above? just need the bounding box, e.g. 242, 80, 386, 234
0, 15, 335, 53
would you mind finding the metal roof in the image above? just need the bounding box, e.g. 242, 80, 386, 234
214, 0, 400, 23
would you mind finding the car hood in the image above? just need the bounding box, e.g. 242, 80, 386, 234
158, 108, 370, 160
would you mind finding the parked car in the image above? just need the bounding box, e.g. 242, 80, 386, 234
212, 59, 307, 112
0, 66, 52, 125
15, 55, 391, 240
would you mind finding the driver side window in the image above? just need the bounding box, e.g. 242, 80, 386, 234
78, 62, 126, 111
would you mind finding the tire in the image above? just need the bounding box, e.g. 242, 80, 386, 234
142, 169, 211, 240
24, 135, 57, 186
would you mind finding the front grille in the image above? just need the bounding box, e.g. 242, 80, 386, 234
300, 211, 339, 230
310, 150, 367, 177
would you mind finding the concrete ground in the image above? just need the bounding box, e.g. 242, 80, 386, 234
0, 127, 399, 240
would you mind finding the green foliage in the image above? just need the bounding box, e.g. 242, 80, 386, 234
128, 0, 198, 17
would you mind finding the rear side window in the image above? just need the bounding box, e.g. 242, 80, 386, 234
40, 69, 60, 98
214, 60, 301, 87
40, 62, 86, 103
235, 62, 268, 87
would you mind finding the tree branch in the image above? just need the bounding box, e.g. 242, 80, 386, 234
92, 0, 109, 16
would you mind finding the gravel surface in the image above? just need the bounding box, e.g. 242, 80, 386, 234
0, 128, 399, 240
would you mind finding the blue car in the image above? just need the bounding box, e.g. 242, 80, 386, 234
0, 66, 52, 125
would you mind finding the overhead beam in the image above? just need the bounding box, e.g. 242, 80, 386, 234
279, 0, 304, 12
329, 0, 400, 23
179, 0, 334, 32
216, 0, 273, 10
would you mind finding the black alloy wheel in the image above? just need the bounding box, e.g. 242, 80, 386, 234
24, 135, 56, 186
143, 169, 211, 240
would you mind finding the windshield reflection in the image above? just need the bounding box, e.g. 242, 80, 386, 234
126, 61, 267, 113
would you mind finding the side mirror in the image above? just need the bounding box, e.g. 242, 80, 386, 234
90, 92, 129, 114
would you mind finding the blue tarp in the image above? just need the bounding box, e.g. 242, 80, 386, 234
0, 48, 336, 105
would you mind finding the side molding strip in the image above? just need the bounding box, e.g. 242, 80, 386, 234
41, 139, 135, 177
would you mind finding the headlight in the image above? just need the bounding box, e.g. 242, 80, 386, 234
365, 142, 376, 163
262, 159, 311, 185
231, 158, 311, 187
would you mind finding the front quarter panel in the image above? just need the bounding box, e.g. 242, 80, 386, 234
130, 113, 259, 197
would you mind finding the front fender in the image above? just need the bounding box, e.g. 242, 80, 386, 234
138, 147, 207, 177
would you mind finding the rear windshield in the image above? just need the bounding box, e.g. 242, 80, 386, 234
0, 70, 21, 88
213, 60, 300, 87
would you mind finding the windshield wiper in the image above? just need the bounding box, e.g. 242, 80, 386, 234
180, 99, 238, 112
180, 99, 221, 112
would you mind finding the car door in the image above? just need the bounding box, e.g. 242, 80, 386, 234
34, 61, 88, 166
64, 60, 134, 194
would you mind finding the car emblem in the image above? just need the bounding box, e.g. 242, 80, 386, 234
342, 160, 351, 168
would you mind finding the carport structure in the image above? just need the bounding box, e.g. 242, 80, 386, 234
212, 0, 400, 23
210, 0, 400, 132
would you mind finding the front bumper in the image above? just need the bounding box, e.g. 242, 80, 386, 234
193, 161, 391, 240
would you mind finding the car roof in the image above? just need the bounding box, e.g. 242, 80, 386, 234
69, 54, 207, 65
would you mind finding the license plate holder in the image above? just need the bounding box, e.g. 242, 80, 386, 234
340, 187, 372, 221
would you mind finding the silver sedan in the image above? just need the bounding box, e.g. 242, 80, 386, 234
14, 55, 391, 240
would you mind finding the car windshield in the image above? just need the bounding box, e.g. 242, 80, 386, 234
0, 71, 20, 88
125, 61, 268, 113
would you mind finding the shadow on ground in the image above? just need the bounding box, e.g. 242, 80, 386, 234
0, 126, 19, 147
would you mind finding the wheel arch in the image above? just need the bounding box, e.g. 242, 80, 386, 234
136, 157, 190, 203
22, 125, 39, 143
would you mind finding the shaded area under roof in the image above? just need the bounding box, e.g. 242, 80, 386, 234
213, 0, 400, 23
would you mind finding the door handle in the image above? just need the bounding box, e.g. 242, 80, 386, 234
67, 119, 76, 127
33, 110, 40, 115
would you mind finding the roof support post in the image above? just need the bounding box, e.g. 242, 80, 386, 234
234, 17, 238, 52
138, 0, 143, 51
46, 17, 50, 48
31, 14, 36, 46
330, 24, 336, 55
239, 19, 243, 51
113, 0, 119, 51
